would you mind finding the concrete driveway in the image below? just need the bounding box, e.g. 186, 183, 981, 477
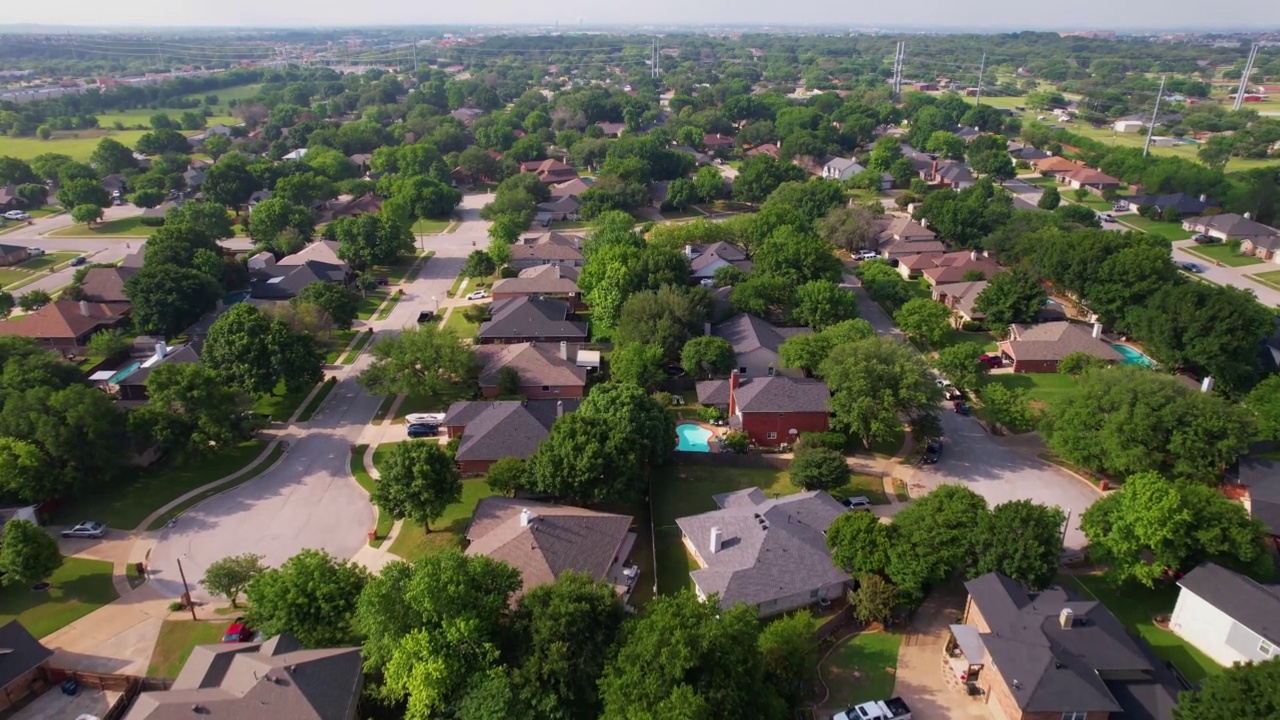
894, 589, 994, 720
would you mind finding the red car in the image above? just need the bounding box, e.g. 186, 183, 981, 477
221, 619, 254, 643
977, 354, 1003, 369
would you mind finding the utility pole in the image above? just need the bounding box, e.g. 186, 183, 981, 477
157, 41, 165, 70
891, 41, 905, 97
975, 52, 987, 105
1233, 43, 1260, 111
1142, 74, 1167, 158
412, 39, 419, 74
176, 556, 197, 620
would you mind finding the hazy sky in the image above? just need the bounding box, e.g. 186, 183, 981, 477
0, 0, 1272, 31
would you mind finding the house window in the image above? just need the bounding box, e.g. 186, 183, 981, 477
1261, 639, 1276, 657
766, 432, 777, 440
810, 588, 819, 599
541, 386, 550, 392
738, 367, 747, 375
1061, 713, 1088, 720
767, 366, 775, 376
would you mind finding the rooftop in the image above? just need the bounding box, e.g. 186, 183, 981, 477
1176, 562, 1280, 644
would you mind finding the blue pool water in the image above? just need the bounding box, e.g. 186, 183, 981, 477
107, 360, 142, 383
1112, 343, 1153, 367
676, 423, 713, 452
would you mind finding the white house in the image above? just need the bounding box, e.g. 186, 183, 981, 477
822, 157, 865, 182
1113, 120, 1146, 133
281, 148, 309, 161
1168, 562, 1280, 667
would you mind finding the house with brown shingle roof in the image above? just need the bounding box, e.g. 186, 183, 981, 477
0, 300, 128, 349
1032, 156, 1088, 177
508, 233, 584, 268
490, 264, 580, 306
744, 143, 780, 159
932, 279, 989, 326
921, 251, 1005, 287
696, 372, 830, 447
551, 178, 593, 198
79, 266, 138, 308
1057, 168, 1121, 194
465, 497, 638, 601
997, 321, 1123, 373
876, 216, 948, 258
686, 242, 752, 284
520, 158, 580, 184
473, 341, 587, 399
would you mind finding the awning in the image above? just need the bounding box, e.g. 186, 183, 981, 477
576, 349, 601, 370
949, 624, 987, 665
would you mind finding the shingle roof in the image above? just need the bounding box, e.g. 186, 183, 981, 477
921, 254, 1004, 285
1236, 457, 1280, 534
473, 342, 587, 390
116, 344, 200, 387
675, 489, 850, 608
491, 264, 580, 296
0, 300, 126, 341
999, 321, 1124, 363
465, 497, 632, 594
876, 216, 937, 244
732, 375, 830, 413
0, 620, 52, 689
478, 297, 588, 342
277, 240, 347, 278
249, 263, 329, 300
509, 233, 584, 263
80, 266, 138, 304
825, 157, 863, 172
443, 399, 578, 462
1059, 168, 1121, 185
934, 280, 989, 320
1177, 562, 1280, 643
1129, 193, 1215, 216
936, 161, 974, 185
551, 178, 593, 198
1185, 213, 1279, 240
713, 313, 809, 357
689, 242, 751, 276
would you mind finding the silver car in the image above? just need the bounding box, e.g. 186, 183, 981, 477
61, 521, 106, 539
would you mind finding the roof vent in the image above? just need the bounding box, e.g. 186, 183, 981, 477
191, 705, 209, 715
1011, 679, 1022, 690
1059, 608, 1074, 629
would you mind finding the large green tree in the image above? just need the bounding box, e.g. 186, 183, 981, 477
201, 303, 278, 396
245, 549, 368, 648
328, 211, 414, 269
615, 285, 708, 363
373, 440, 463, 533
123, 264, 221, 337
893, 298, 953, 347
130, 362, 246, 458
1173, 657, 1280, 720
971, 500, 1065, 590
973, 267, 1046, 327
199, 553, 265, 608
819, 337, 941, 448
825, 509, 894, 578
681, 335, 736, 379
0, 519, 61, 587
358, 326, 479, 398
294, 282, 360, 330
792, 280, 858, 330
248, 198, 315, 253
788, 446, 850, 491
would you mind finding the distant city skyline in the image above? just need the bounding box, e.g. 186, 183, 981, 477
0, 0, 1276, 34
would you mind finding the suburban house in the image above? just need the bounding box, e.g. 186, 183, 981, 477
918, 250, 1005, 287
1124, 193, 1217, 217
1008, 144, 1052, 162
535, 195, 581, 224
441, 398, 577, 474
247, 240, 350, 300
745, 143, 780, 159
914, 82, 940, 92
0, 186, 26, 211
1032, 156, 1088, 178
473, 341, 588, 398
1181, 214, 1280, 259
997, 321, 1124, 373
712, 313, 810, 378
702, 133, 736, 153
696, 372, 831, 447
106, 342, 200, 403
101, 173, 128, 195
686, 242, 752, 284
1114, 119, 1147, 133
550, 177, 593, 198
675, 488, 849, 617
1168, 562, 1280, 668
465, 497, 639, 601
0, 620, 54, 715
490, 264, 580, 307
123, 634, 363, 720
0, 300, 129, 348
897, 251, 946, 280
182, 168, 205, 189
951, 573, 1184, 720
595, 121, 627, 138
315, 194, 382, 224
0, 244, 30, 266
79, 265, 138, 308
281, 148, 308, 161
450, 107, 484, 126
476, 297, 589, 345
822, 157, 865, 181
520, 158, 580, 184
509, 232, 584, 268
1228, 458, 1280, 540
932, 280, 989, 327
921, 160, 976, 190
1057, 168, 1122, 194
876, 216, 947, 257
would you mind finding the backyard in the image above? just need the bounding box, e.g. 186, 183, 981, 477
0, 558, 117, 638
820, 631, 904, 712
146, 620, 227, 678
1182, 242, 1264, 267
987, 371, 1079, 408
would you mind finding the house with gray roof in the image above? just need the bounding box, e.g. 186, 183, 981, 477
465, 497, 638, 601
932, 279, 989, 326
0, 620, 53, 712
509, 232, 584, 268
124, 634, 362, 720
1182, 213, 1280, 257
711, 313, 810, 378
110, 341, 201, 403
473, 341, 587, 399
490, 264, 580, 307
822, 157, 865, 181
1125, 193, 1217, 218
1233, 457, 1280, 538
442, 398, 577, 474
997, 321, 1124, 373
685, 242, 752, 284
675, 487, 849, 617
696, 372, 830, 447
956, 573, 1184, 720
1169, 562, 1280, 668
477, 296, 588, 345
79, 265, 137, 308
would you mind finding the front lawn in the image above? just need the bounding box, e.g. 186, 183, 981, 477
355, 291, 389, 321
51, 440, 269, 530
324, 329, 358, 364
0, 557, 117, 638
411, 217, 453, 234
987, 371, 1079, 408
146, 620, 227, 678
18, 252, 80, 271
385, 472, 498, 560
821, 631, 903, 711
350, 444, 393, 547
442, 303, 487, 340
253, 379, 317, 421
0, 268, 33, 288
936, 327, 999, 353
1119, 215, 1193, 241
1059, 574, 1220, 684
46, 216, 158, 238
145, 442, 285, 531
549, 220, 592, 230
1247, 269, 1280, 292
1183, 243, 1265, 267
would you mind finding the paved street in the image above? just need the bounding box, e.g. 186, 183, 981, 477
1171, 239, 1280, 306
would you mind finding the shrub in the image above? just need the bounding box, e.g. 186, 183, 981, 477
139, 216, 167, 227
797, 431, 846, 451
721, 430, 750, 454
699, 406, 726, 423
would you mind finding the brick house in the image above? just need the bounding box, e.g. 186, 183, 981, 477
490, 264, 581, 308
1057, 168, 1122, 195
997, 321, 1124, 373
696, 372, 830, 447
476, 297, 588, 345
920, 251, 1005, 287
932, 279, 989, 327
520, 158, 580, 184
473, 341, 588, 399
1032, 156, 1088, 178
0, 300, 129, 349
79, 265, 138, 309
1182, 214, 1280, 261
950, 573, 1184, 720
0, 621, 53, 714
441, 398, 577, 474
0, 244, 30, 267
508, 233, 584, 269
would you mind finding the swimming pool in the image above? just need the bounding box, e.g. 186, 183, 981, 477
107, 360, 142, 384
1111, 343, 1153, 367
676, 423, 713, 452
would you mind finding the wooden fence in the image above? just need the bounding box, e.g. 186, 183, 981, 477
673, 450, 793, 470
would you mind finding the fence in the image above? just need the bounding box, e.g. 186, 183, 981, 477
673, 451, 792, 470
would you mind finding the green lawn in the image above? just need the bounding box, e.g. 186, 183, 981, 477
253, 379, 317, 421
146, 442, 285, 531
176, 83, 264, 111
442, 303, 487, 340
94, 109, 237, 130
50, 440, 269, 530
411, 218, 453, 234
19, 252, 80, 272
549, 220, 592, 230
146, 620, 228, 678
821, 631, 904, 711
1064, 124, 1276, 172
0, 268, 33, 288
356, 291, 388, 321
0, 129, 153, 162
324, 329, 358, 364
1020, 175, 1059, 189
1059, 574, 1220, 684
1182, 243, 1265, 267
350, 444, 393, 547
374, 291, 403, 321
340, 330, 375, 364
651, 465, 885, 595
46, 216, 158, 238
383, 446, 498, 559
936, 327, 999, 353
1247, 270, 1280, 292
297, 377, 337, 422
0, 558, 117, 638
1118, 215, 1194, 241
987, 372, 1079, 408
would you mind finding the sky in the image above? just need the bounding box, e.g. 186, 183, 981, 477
0, 0, 1274, 32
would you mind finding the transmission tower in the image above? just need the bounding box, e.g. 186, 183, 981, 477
1233, 43, 1260, 111
975, 52, 986, 105
891, 41, 905, 97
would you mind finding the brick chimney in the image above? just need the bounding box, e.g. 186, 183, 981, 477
931, 159, 938, 178
728, 370, 740, 418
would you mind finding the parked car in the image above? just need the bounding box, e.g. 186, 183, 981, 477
1192, 233, 1219, 244
921, 439, 942, 464
1179, 261, 1204, 274
1099, 213, 1116, 223
842, 496, 873, 512
221, 618, 254, 644
465, 289, 488, 301
405, 413, 446, 426
953, 400, 972, 415
833, 697, 913, 720
1112, 203, 1128, 212
25, 247, 44, 257
61, 521, 106, 539
407, 423, 438, 438
417, 309, 436, 323
375, 276, 389, 286
69, 256, 86, 266
854, 250, 879, 261
3, 210, 30, 221
977, 353, 1002, 369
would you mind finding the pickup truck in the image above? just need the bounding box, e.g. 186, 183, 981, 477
833, 697, 913, 720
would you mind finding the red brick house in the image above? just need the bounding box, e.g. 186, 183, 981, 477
997, 321, 1124, 373
0, 300, 129, 349
696, 372, 830, 447
473, 342, 588, 399
520, 158, 580, 184
441, 399, 577, 474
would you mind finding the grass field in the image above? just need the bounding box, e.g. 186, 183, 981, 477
1118, 215, 1194, 241
987, 372, 1080, 408
1065, 123, 1276, 172
821, 631, 903, 711
324, 329, 358, 365
1182, 243, 1265, 267
176, 83, 264, 112
378, 439, 499, 560
349, 444, 393, 547
46, 216, 158, 238
19, 252, 80, 271
340, 330, 375, 364
147, 620, 227, 678
253, 379, 317, 421
0, 268, 32, 287
0, 558, 117, 638
356, 291, 388, 321
411, 218, 453, 234
443, 303, 487, 339
0, 129, 153, 161
1247, 269, 1280, 291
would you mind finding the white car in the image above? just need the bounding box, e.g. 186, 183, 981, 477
405, 413, 446, 426
842, 496, 874, 512
855, 250, 880, 261
26, 248, 44, 257
465, 289, 488, 301
61, 521, 107, 539
3, 210, 30, 221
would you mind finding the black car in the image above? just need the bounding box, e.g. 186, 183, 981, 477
921, 438, 942, 464
69, 256, 86, 266
1192, 234, 1218, 245
417, 310, 436, 323
407, 423, 438, 438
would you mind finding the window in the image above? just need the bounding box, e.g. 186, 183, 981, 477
766, 432, 777, 440
541, 386, 550, 392
810, 588, 819, 599
1261, 639, 1276, 657
767, 366, 775, 376
738, 367, 747, 374
1061, 713, 1088, 720
553, 387, 561, 394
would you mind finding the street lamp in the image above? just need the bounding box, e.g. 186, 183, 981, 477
431, 295, 438, 312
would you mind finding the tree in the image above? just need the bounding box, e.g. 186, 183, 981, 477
933, 342, 987, 390
972, 500, 1064, 589
0, 291, 12, 318
35, 125, 51, 141
694, 165, 725, 202
867, 135, 903, 173
203, 133, 232, 160
56, 177, 109, 210
0, 519, 61, 587
124, 264, 221, 336
925, 130, 965, 160
792, 280, 858, 330
887, 485, 990, 605
789, 446, 850, 491
0, 439, 51, 504
752, 227, 843, 285
494, 366, 521, 397
128, 188, 166, 209
327, 211, 413, 270
973, 267, 1046, 327
359, 325, 479, 398
825, 511, 893, 577
970, 150, 1015, 182
202, 153, 260, 208
0, 157, 38, 186
664, 177, 699, 210
85, 328, 129, 360
167, 201, 236, 240
201, 303, 278, 396
16, 290, 51, 312
1173, 657, 1280, 720
246, 549, 367, 648
758, 610, 817, 708
817, 203, 881, 252
1197, 135, 1236, 174
893, 298, 952, 347
850, 574, 899, 624
484, 457, 526, 497
200, 553, 266, 608
732, 154, 807, 203
1081, 471, 1264, 587
1245, 375, 1280, 442
89, 137, 136, 174
1055, 203, 1101, 227
374, 441, 463, 533
294, 282, 360, 330
760, 180, 847, 227
132, 362, 246, 457
461, 250, 497, 278
180, 111, 206, 131
135, 128, 190, 155
265, 320, 324, 394
681, 335, 736, 379
615, 285, 708, 363
820, 337, 941, 449
977, 383, 1036, 433
70, 204, 103, 226
249, 198, 314, 252
1037, 187, 1061, 210
609, 343, 666, 389
1057, 351, 1111, 377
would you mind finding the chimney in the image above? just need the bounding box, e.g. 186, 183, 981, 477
154, 341, 167, 361
520, 508, 532, 527
931, 159, 938, 177
573, 236, 580, 250
556, 399, 564, 418
559, 340, 568, 360
1244, 212, 1252, 220
704, 322, 712, 336
1199, 193, 1207, 203
709, 527, 723, 554
1201, 376, 1215, 393
79, 300, 90, 316
1059, 608, 1074, 629
684, 244, 694, 259
969, 250, 978, 261
1091, 323, 1102, 339
728, 370, 739, 418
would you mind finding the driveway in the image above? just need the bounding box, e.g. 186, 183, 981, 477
894, 588, 994, 720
